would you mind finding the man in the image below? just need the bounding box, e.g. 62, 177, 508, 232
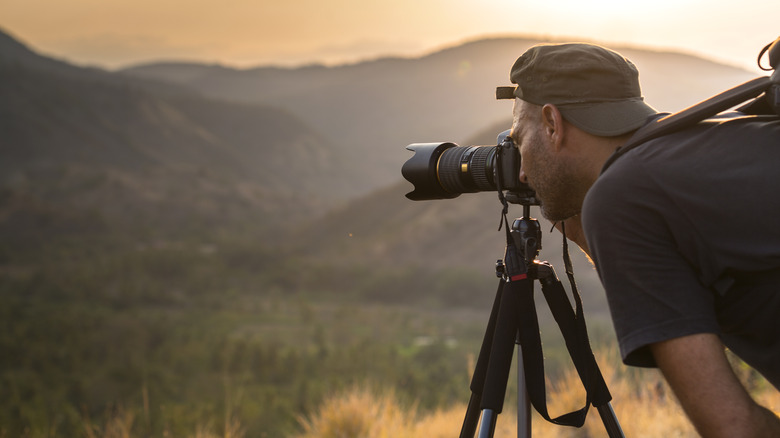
498, 43, 780, 437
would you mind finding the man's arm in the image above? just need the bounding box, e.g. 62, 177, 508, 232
650, 333, 780, 437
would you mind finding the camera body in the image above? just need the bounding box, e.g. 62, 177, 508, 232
402, 130, 538, 205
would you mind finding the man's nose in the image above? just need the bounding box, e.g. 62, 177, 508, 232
519, 167, 528, 184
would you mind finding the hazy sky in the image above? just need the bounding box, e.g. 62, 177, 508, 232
1, 0, 778, 72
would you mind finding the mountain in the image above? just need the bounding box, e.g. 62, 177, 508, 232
122, 37, 759, 197
2, 27, 762, 273
0, 28, 354, 245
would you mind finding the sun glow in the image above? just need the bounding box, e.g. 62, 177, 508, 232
521, 0, 696, 18
0, 0, 776, 71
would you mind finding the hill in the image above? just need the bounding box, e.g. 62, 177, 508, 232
3, 28, 758, 246
3, 26, 758, 322
0, 28, 354, 247
122, 36, 758, 197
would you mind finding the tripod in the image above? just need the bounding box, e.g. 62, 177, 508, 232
460, 204, 625, 438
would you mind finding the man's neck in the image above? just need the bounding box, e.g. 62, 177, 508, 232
573, 130, 635, 188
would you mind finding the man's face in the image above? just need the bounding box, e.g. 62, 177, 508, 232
510, 99, 579, 222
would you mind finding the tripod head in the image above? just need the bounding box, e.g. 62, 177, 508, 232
495, 203, 543, 275
511, 205, 542, 264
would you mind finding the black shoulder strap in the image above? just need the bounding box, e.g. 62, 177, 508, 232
600, 76, 772, 173
601, 36, 780, 174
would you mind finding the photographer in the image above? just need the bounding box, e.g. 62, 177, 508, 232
499, 43, 780, 437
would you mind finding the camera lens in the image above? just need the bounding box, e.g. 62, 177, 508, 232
437, 146, 496, 194
401, 131, 534, 203
401, 142, 499, 201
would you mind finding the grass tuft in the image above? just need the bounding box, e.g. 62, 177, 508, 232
296, 347, 780, 437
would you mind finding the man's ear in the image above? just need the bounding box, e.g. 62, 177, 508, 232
541, 104, 565, 151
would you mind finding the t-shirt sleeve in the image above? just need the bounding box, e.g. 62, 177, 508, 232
581, 161, 720, 367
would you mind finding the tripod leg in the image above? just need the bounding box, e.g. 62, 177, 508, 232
598, 403, 625, 438
461, 282, 505, 438
461, 394, 482, 438
517, 344, 531, 438
478, 410, 498, 438
461, 275, 527, 437
477, 278, 527, 437
481, 280, 522, 412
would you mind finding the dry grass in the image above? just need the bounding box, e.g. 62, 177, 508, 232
80, 405, 245, 438
76, 349, 780, 438
295, 348, 780, 438
295, 386, 413, 438
81, 406, 134, 438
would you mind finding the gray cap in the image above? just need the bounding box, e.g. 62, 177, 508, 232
496, 43, 657, 136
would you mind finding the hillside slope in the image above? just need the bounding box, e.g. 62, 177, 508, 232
0, 28, 352, 245
123, 37, 759, 196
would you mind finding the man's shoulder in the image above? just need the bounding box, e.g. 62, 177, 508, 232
584, 153, 650, 217
586, 111, 779, 215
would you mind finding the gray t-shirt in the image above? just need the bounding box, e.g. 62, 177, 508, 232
582, 112, 780, 389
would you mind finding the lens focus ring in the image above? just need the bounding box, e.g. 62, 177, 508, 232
437, 146, 496, 194
470, 146, 494, 191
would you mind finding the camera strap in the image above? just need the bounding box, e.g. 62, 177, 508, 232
515, 227, 611, 428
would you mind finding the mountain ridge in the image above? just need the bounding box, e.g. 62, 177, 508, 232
0, 28, 356, 245
1, 27, 763, 263
121, 36, 758, 198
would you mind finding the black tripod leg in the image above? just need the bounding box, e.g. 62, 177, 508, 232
460, 277, 525, 438
461, 282, 505, 438
481, 279, 523, 413
598, 403, 625, 438
477, 278, 526, 437
516, 344, 531, 438
461, 394, 482, 438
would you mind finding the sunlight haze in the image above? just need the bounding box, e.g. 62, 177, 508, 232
1, 0, 778, 71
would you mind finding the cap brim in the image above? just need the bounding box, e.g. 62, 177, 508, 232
496, 86, 518, 100
559, 100, 658, 136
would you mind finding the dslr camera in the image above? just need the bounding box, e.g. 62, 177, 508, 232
402, 130, 538, 205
